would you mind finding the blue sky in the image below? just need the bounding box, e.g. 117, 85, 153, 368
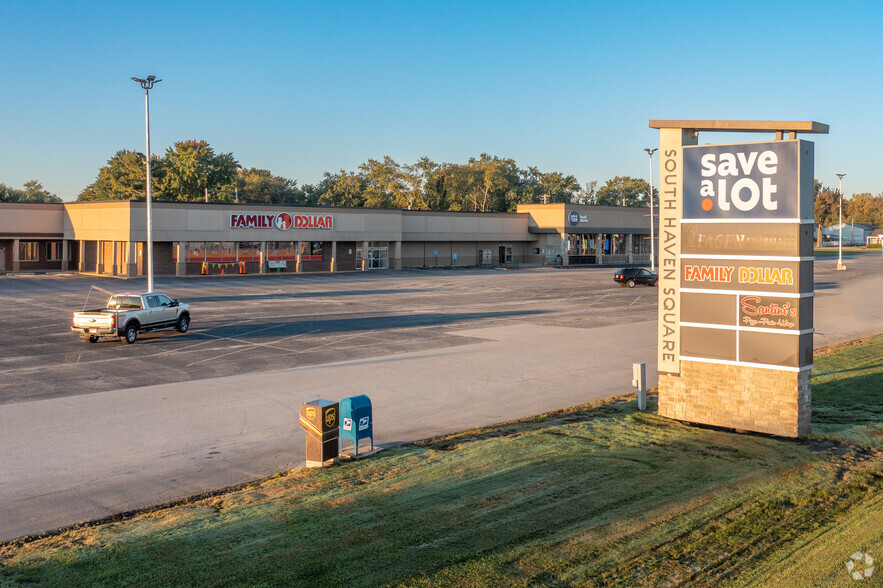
2, 0, 881, 201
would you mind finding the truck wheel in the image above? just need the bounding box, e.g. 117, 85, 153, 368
176, 315, 189, 333
88, 335, 99, 343
124, 325, 138, 344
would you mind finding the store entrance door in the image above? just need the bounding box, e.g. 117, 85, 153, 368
0, 248, 5, 271
498, 245, 513, 264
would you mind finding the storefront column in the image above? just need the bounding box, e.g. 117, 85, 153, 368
111, 241, 118, 276
175, 242, 186, 276
96, 240, 103, 274
560, 232, 569, 266
626, 234, 634, 264
12, 239, 20, 272
295, 241, 303, 273
362, 240, 369, 271
393, 241, 402, 270
330, 241, 337, 272
61, 240, 69, 271
596, 233, 604, 265
259, 241, 266, 274
78, 241, 86, 272
126, 242, 138, 277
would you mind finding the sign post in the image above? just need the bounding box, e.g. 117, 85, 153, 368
649, 121, 828, 437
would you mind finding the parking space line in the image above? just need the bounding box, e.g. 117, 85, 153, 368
586, 294, 609, 307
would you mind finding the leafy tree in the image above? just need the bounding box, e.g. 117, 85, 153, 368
572, 180, 599, 205
403, 157, 448, 210
360, 156, 407, 208
844, 192, 883, 226
236, 168, 304, 205
596, 176, 653, 207
158, 140, 239, 202
813, 180, 841, 246
0, 181, 62, 203
527, 167, 581, 204
78, 149, 162, 201
316, 171, 367, 208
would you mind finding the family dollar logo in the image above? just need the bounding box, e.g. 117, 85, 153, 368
275, 213, 293, 230
683, 141, 800, 220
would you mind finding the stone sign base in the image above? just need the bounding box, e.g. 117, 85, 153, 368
658, 360, 811, 437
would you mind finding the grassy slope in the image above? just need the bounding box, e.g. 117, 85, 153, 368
1, 336, 882, 587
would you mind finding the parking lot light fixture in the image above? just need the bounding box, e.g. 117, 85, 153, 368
644, 147, 657, 272
132, 75, 162, 292
836, 173, 846, 270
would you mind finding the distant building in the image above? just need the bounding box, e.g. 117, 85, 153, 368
822, 222, 879, 246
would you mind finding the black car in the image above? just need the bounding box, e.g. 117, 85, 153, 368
614, 267, 658, 287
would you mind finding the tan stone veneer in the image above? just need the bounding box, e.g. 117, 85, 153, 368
658, 360, 811, 437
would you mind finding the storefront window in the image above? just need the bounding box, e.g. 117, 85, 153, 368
237, 242, 262, 261
300, 241, 324, 260
266, 241, 297, 260
19, 242, 38, 261
46, 242, 67, 261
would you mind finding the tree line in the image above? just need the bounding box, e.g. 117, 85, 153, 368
71, 140, 654, 212
4, 140, 883, 231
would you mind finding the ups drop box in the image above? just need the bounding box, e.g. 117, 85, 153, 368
299, 399, 340, 467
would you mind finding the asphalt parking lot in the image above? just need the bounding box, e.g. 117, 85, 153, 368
0, 266, 659, 405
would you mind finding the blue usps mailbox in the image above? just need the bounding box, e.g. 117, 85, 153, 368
339, 395, 373, 455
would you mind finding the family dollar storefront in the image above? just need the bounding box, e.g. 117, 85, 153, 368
55, 201, 539, 277
517, 203, 655, 266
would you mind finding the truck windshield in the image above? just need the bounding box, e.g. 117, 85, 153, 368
107, 295, 142, 310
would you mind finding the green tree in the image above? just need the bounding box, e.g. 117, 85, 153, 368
446, 154, 520, 212
0, 181, 62, 203
572, 180, 599, 205
527, 167, 581, 204
159, 140, 239, 202
596, 176, 653, 207
236, 168, 304, 205
844, 192, 883, 226
315, 170, 367, 208
77, 149, 162, 201
360, 156, 406, 208
814, 181, 841, 246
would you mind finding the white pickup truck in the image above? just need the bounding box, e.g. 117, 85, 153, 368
71, 290, 191, 344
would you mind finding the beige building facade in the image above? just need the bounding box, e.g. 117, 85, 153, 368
0, 201, 657, 276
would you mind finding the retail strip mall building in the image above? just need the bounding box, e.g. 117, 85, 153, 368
0, 201, 655, 275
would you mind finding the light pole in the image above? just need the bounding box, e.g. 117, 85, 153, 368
835, 173, 846, 270
644, 147, 657, 272
131, 75, 162, 292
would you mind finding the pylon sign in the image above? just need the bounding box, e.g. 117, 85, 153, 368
678, 139, 814, 371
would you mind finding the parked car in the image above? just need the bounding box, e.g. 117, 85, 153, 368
614, 267, 658, 288
72, 291, 191, 344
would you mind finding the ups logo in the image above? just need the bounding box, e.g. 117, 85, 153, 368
325, 407, 337, 428
305, 406, 317, 421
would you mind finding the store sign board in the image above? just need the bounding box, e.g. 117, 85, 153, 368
229, 212, 334, 230
682, 222, 813, 257
677, 139, 814, 371
681, 259, 811, 294
683, 141, 804, 220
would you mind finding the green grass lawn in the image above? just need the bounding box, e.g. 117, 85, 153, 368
814, 246, 882, 258
2, 336, 882, 587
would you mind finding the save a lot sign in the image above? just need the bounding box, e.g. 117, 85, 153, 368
679, 140, 814, 370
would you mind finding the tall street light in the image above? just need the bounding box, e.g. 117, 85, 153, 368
131, 75, 162, 292
835, 173, 846, 270
644, 147, 657, 272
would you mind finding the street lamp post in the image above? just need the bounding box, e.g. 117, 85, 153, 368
835, 173, 846, 270
644, 148, 657, 272
131, 75, 162, 292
